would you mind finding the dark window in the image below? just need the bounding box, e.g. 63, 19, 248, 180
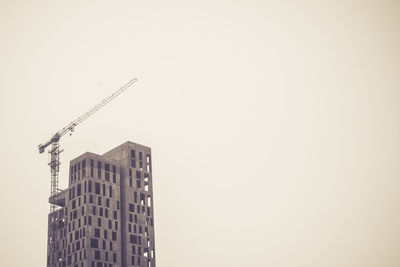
90, 159, 94, 177
94, 250, 100, 260
95, 183, 100, 195
97, 161, 102, 179
129, 204, 134, 212
90, 239, 98, 248
104, 230, 108, 239
105, 164, 110, 181
112, 231, 117, 241
95, 228, 100, 238
82, 160, 86, 177
130, 234, 137, 244
77, 184, 81, 196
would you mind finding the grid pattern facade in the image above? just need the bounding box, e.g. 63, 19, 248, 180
47, 142, 156, 267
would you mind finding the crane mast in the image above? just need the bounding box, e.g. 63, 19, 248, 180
39, 77, 137, 213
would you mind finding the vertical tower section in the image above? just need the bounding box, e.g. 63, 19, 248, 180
103, 142, 156, 267
46, 141, 156, 267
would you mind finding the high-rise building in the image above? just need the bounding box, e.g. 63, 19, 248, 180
47, 141, 156, 267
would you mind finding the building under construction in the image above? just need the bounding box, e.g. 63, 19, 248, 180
47, 141, 156, 267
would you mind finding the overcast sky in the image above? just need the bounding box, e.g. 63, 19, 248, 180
1, 1, 400, 266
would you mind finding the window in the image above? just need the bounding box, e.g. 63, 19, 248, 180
130, 234, 137, 244
95, 183, 100, 195
112, 165, 116, 183
95, 228, 100, 237
94, 250, 100, 260
77, 184, 81, 196
97, 161, 102, 179
105, 164, 110, 181
90, 239, 98, 248
112, 231, 117, 241
146, 155, 151, 172
82, 160, 86, 177
90, 159, 94, 177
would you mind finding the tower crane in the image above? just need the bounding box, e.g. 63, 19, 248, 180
38, 77, 137, 213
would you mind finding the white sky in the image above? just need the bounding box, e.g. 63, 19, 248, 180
1, 1, 400, 266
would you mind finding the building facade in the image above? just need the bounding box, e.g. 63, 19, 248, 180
47, 141, 156, 267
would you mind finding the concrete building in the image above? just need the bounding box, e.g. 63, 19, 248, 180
47, 141, 156, 267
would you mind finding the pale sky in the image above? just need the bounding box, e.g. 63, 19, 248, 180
1, 1, 400, 266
